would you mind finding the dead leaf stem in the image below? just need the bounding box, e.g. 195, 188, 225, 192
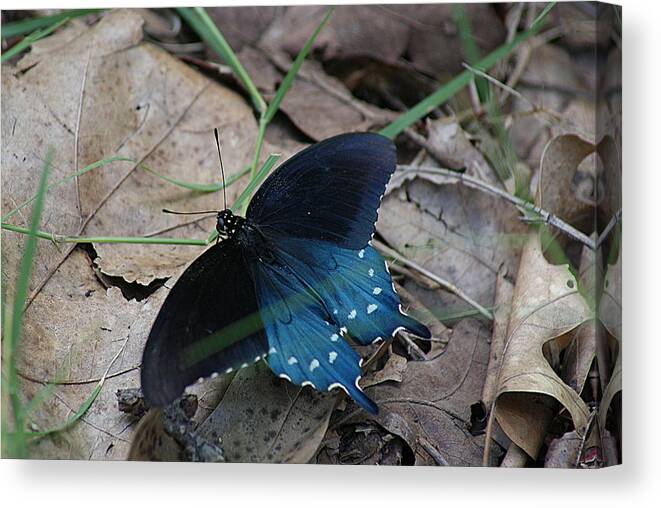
397, 165, 596, 250
74, 47, 92, 224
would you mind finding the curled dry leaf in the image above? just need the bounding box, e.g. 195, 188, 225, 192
492, 133, 599, 460
598, 248, 621, 429
493, 233, 592, 459
197, 362, 337, 463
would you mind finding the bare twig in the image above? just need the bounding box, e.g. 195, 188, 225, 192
373, 239, 494, 321
398, 334, 427, 361
74, 47, 92, 223
397, 165, 596, 250
418, 435, 449, 466
597, 209, 622, 247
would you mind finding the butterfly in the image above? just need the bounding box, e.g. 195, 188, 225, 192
141, 132, 430, 415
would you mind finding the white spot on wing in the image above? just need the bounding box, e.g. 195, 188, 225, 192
367, 304, 378, 314
348, 309, 357, 319
328, 351, 338, 364
287, 356, 298, 365
358, 249, 365, 258
368, 268, 375, 277
268, 347, 277, 354
372, 287, 382, 295
309, 359, 320, 372
330, 333, 339, 342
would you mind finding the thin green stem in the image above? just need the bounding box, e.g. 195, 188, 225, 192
379, 2, 555, 139
1, 223, 207, 246
3, 149, 53, 458
177, 7, 266, 114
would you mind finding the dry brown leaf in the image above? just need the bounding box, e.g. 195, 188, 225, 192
2, 9, 258, 290
339, 319, 497, 466
361, 353, 408, 388
509, 44, 595, 168
197, 362, 337, 463
377, 175, 526, 319
598, 249, 621, 429
17, 249, 162, 459
481, 266, 514, 407
537, 134, 597, 222
493, 232, 592, 459
388, 3, 505, 76
207, 6, 280, 54
259, 5, 410, 65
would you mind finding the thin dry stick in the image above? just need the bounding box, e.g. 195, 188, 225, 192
597, 209, 621, 247
462, 62, 532, 107
398, 333, 427, 361
418, 435, 449, 466
74, 47, 92, 223
574, 409, 597, 468
373, 239, 494, 321
397, 165, 596, 250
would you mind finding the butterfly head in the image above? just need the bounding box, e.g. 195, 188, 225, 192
216, 209, 244, 237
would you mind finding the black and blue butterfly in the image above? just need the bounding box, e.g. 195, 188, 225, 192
141, 132, 430, 415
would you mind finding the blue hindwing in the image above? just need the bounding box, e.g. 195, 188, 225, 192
251, 260, 378, 414
271, 238, 430, 345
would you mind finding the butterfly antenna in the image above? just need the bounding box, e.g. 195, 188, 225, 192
214, 128, 227, 210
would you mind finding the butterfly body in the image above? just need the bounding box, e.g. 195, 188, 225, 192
141, 133, 430, 415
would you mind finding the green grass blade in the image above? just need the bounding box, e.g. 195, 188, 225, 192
379, 2, 555, 139
1, 9, 101, 38
3, 157, 248, 222
453, 5, 489, 102
1, 18, 68, 62
230, 153, 281, 213
1, 223, 208, 246
263, 7, 334, 124
26, 383, 103, 440
531, 2, 557, 29
177, 7, 266, 114
2, 149, 53, 458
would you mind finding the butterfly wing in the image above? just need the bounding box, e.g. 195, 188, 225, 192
141, 240, 268, 407
250, 259, 378, 414
247, 132, 395, 249
272, 238, 430, 345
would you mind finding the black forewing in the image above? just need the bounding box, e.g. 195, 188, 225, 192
246, 132, 396, 249
141, 240, 268, 407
